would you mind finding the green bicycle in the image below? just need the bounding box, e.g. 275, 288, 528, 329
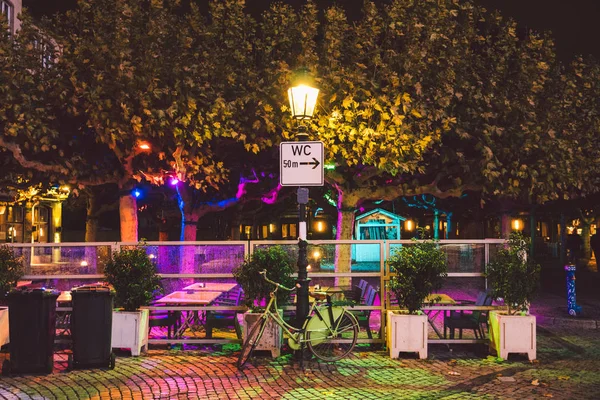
237, 270, 359, 369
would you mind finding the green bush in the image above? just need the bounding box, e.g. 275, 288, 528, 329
388, 237, 447, 314
486, 232, 540, 314
104, 247, 162, 312
233, 246, 295, 310
0, 245, 24, 300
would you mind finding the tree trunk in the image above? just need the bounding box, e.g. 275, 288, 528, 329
500, 213, 511, 239
176, 185, 200, 281
560, 213, 567, 265
119, 193, 138, 242
581, 220, 591, 269
529, 208, 536, 259
85, 193, 98, 242
334, 209, 355, 287
180, 215, 199, 278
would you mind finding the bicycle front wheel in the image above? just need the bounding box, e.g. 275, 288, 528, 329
307, 310, 358, 362
237, 317, 267, 369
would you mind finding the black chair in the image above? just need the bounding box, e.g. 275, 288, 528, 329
351, 285, 377, 339
205, 287, 244, 339
444, 291, 493, 339
148, 301, 180, 339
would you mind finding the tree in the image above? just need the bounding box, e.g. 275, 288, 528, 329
251, 1, 577, 278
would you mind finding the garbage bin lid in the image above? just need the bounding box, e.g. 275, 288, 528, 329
71, 282, 115, 294
8, 286, 60, 296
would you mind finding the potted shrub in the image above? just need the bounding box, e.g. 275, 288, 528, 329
387, 234, 447, 359
486, 232, 540, 361
104, 246, 162, 356
0, 246, 24, 347
233, 246, 295, 357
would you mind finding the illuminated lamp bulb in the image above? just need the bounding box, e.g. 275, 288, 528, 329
307, 264, 312, 270
80, 261, 88, 267
149, 254, 156, 259
133, 189, 142, 198
316, 221, 325, 232
512, 219, 522, 231
313, 250, 321, 259
139, 142, 151, 150
170, 177, 180, 186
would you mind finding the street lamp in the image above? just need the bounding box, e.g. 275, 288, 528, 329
288, 70, 319, 329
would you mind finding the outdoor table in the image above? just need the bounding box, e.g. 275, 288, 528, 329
182, 282, 238, 292
155, 291, 223, 338
422, 294, 456, 339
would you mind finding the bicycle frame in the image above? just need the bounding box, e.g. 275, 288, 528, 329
256, 284, 352, 350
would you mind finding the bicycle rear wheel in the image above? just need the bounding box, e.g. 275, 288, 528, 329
237, 316, 267, 369
307, 310, 358, 362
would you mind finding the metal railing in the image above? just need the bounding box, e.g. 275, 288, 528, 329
5, 239, 506, 345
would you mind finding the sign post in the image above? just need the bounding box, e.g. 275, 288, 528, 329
280, 141, 324, 331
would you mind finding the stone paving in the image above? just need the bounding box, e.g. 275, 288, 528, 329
0, 322, 599, 400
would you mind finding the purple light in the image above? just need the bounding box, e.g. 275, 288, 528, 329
170, 177, 180, 186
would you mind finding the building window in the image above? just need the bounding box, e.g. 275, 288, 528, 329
32, 36, 54, 68
34, 206, 49, 243
0, 1, 13, 34
1, 205, 23, 242
281, 223, 297, 239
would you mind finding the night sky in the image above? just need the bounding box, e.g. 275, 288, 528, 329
22, 0, 600, 62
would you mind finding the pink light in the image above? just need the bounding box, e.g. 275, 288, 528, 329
170, 177, 180, 186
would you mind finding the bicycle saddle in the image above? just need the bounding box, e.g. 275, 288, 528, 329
310, 291, 328, 300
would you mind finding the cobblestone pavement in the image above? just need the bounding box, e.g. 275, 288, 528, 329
0, 323, 599, 400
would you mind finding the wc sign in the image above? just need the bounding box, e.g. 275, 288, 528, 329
279, 141, 324, 186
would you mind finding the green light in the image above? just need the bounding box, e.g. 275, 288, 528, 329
324, 163, 336, 170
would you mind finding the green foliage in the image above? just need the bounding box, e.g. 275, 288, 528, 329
486, 233, 541, 314
388, 234, 447, 314
233, 246, 295, 310
0, 246, 24, 299
104, 247, 162, 312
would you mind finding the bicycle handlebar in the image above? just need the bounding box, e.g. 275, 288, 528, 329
259, 270, 298, 292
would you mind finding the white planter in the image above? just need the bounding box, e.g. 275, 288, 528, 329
386, 311, 428, 359
111, 309, 149, 356
243, 312, 282, 358
0, 307, 8, 347
489, 311, 536, 361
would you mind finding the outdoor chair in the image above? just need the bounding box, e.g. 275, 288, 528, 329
443, 291, 493, 339
351, 285, 377, 339
205, 286, 244, 339
148, 301, 180, 340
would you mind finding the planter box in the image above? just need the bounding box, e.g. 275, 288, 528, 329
386, 311, 428, 359
112, 309, 149, 356
0, 307, 8, 347
489, 310, 536, 361
243, 312, 282, 358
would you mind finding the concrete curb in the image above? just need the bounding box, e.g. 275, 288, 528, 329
537, 316, 599, 329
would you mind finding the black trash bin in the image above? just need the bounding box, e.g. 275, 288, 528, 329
3, 287, 59, 375
70, 284, 115, 370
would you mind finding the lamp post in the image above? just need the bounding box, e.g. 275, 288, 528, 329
287, 70, 319, 329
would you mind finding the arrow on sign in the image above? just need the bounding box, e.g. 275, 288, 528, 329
300, 157, 320, 169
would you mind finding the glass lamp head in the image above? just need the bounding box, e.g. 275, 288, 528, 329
288, 84, 319, 120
